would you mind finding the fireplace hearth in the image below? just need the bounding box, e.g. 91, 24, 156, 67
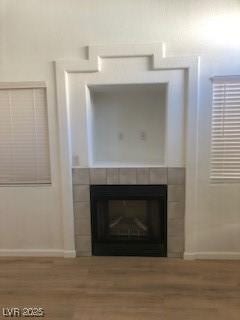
90, 185, 167, 256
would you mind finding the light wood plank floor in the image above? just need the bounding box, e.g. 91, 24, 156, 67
0, 257, 239, 319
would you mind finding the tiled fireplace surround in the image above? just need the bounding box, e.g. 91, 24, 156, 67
72, 167, 185, 258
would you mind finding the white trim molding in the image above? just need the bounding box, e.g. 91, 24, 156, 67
0, 249, 76, 258
184, 252, 240, 260
55, 44, 200, 257
0, 81, 46, 89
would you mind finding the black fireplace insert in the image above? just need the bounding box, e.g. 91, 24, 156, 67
90, 185, 167, 256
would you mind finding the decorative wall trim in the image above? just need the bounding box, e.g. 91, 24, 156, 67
55, 44, 200, 257
184, 252, 240, 260
0, 249, 76, 257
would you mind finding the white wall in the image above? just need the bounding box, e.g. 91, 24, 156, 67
0, 0, 240, 256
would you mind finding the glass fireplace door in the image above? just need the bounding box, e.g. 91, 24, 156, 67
95, 199, 161, 242
91, 185, 167, 256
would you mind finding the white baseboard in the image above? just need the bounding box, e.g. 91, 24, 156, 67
184, 251, 240, 260
0, 249, 76, 258
63, 250, 76, 258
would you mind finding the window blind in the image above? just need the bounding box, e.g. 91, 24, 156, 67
0, 86, 51, 184
210, 78, 240, 181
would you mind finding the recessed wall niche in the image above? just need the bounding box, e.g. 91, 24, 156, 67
87, 83, 167, 167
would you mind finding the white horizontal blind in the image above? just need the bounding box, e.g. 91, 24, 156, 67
0, 86, 51, 184
210, 78, 240, 181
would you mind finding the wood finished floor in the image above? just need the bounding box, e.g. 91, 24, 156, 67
0, 257, 239, 320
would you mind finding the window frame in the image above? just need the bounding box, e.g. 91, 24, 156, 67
0, 82, 52, 186
210, 76, 240, 183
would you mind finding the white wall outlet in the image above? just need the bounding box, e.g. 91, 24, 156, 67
72, 154, 80, 166
118, 132, 124, 140
140, 131, 146, 141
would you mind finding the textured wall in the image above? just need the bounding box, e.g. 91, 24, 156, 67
0, 0, 240, 255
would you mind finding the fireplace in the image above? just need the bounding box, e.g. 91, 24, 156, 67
90, 185, 167, 256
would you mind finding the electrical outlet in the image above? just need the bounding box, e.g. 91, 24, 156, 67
118, 132, 124, 140
140, 131, 146, 140
72, 154, 80, 166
